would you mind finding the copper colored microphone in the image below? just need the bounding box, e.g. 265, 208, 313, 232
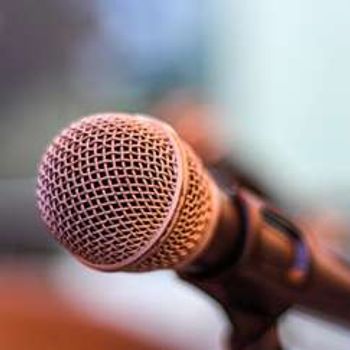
37, 113, 350, 349
36, 113, 236, 271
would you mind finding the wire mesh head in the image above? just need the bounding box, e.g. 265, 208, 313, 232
37, 113, 219, 271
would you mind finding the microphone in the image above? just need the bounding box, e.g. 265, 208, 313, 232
37, 113, 229, 271
37, 113, 350, 348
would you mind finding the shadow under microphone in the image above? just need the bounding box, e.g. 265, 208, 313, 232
37, 113, 350, 349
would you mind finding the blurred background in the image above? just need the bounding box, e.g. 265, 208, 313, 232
1, 1, 350, 349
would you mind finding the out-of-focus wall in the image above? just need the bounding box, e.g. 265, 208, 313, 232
210, 1, 350, 209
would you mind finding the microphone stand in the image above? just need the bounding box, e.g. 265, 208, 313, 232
179, 188, 350, 350
180, 267, 286, 350
178, 189, 288, 349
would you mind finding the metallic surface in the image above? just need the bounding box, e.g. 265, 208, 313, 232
37, 113, 219, 271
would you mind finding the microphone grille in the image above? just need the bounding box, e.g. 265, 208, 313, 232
37, 113, 218, 271
131, 144, 216, 271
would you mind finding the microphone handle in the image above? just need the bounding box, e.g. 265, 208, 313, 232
179, 188, 350, 349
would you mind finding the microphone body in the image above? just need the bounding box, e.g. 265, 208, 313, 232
180, 187, 350, 347
37, 113, 350, 349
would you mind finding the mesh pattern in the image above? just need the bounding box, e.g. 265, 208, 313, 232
131, 145, 215, 271
37, 114, 181, 269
